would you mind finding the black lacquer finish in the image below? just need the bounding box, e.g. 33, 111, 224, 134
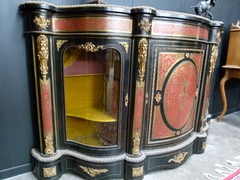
19, 1, 223, 179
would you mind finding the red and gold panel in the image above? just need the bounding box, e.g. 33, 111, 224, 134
40, 79, 53, 136
163, 60, 197, 130
149, 50, 204, 142
152, 21, 209, 40
131, 38, 148, 154
132, 81, 144, 155
40, 79, 55, 155
133, 82, 145, 135
53, 17, 132, 33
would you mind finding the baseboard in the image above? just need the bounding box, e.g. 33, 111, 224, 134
210, 107, 240, 119
0, 163, 32, 179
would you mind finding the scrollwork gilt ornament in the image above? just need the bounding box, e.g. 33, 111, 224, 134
33, 15, 50, 30
78, 42, 103, 52
209, 45, 218, 74
155, 91, 162, 104
132, 134, 141, 155
215, 30, 221, 44
168, 152, 188, 164
44, 134, 54, 155
209, 30, 221, 75
138, 18, 152, 33
132, 166, 144, 177
79, 166, 108, 177
37, 34, 49, 81
43, 166, 57, 178
56, 40, 68, 51
119, 42, 129, 54
138, 38, 148, 85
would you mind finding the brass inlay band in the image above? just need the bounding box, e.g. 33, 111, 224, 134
56, 40, 68, 51
43, 166, 56, 178
132, 166, 144, 177
168, 152, 188, 164
44, 134, 54, 155
138, 38, 148, 85
33, 15, 50, 30
79, 166, 108, 177
138, 18, 152, 33
78, 42, 103, 52
37, 34, 49, 81
119, 42, 129, 53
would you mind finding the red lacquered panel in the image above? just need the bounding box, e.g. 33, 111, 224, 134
163, 60, 197, 130
150, 52, 203, 141
53, 17, 132, 33
40, 79, 53, 136
152, 21, 209, 40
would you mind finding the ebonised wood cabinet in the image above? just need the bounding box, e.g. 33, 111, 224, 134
19, 1, 223, 179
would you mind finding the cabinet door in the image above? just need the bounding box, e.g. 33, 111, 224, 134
55, 37, 130, 155
143, 40, 207, 147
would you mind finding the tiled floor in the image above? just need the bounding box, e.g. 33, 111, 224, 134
5, 111, 240, 180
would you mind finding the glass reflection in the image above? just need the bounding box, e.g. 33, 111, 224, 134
64, 47, 120, 146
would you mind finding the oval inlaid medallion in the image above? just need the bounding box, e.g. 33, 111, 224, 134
162, 60, 197, 130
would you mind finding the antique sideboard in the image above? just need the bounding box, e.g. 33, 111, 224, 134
218, 27, 240, 122
19, 1, 223, 179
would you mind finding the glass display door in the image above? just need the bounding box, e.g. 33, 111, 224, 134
63, 46, 121, 146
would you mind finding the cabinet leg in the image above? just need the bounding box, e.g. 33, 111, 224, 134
217, 75, 229, 122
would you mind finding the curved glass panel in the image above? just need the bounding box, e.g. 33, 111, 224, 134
63, 46, 120, 146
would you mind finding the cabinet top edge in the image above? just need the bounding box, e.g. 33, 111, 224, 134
18, 1, 158, 14
19, 1, 224, 26
19, 1, 131, 13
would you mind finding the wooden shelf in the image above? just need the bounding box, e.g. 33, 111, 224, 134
66, 107, 116, 122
